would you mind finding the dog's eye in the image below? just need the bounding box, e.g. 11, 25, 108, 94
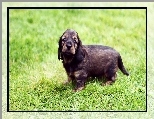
73, 38, 77, 43
73, 40, 77, 43
62, 38, 67, 41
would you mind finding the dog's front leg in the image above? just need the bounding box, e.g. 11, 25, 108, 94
73, 71, 87, 92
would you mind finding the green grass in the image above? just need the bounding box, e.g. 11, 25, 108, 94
9, 9, 146, 111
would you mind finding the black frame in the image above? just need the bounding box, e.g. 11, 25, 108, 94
7, 7, 147, 112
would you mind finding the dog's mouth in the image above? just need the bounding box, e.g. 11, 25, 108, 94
62, 51, 74, 56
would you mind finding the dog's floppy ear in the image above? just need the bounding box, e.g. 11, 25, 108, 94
75, 46, 85, 63
76, 32, 82, 46
58, 36, 62, 60
74, 32, 85, 63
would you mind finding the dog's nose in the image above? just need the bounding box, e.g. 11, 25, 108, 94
66, 42, 72, 49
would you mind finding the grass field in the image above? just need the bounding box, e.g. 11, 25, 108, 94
9, 9, 146, 111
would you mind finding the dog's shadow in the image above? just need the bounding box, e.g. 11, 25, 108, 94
54, 84, 70, 92
86, 77, 107, 85
54, 77, 107, 92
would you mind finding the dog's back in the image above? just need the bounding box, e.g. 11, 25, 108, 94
83, 45, 129, 77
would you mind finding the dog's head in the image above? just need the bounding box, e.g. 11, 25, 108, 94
58, 29, 83, 62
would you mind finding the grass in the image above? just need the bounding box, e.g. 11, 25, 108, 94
9, 9, 146, 111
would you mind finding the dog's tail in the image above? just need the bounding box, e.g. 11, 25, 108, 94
118, 55, 129, 76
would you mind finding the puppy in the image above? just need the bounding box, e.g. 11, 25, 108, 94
58, 29, 129, 92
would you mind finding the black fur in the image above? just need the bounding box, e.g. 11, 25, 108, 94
58, 29, 129, 92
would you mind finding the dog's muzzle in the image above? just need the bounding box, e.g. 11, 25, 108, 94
66, 41, 73, 50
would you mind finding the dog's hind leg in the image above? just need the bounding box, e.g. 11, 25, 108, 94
105, 73, 117, 85
102, 66, 117, 86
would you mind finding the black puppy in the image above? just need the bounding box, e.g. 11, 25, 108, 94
58, 29, 129, 92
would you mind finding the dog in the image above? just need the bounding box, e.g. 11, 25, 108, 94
58, 29, 129, 92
